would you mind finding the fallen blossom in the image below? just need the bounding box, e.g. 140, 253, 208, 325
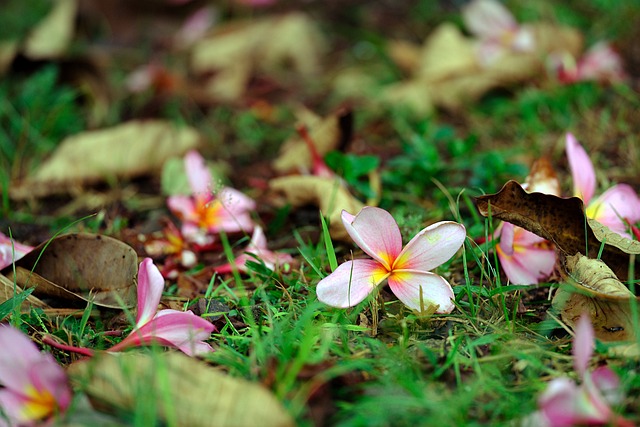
553, 42, 626, 84
174, 6, 217, 48
144, 220, 200, 278
530, 314, 631, 427
214, 226, 294, 274
0, 325, 72, 426
108, 258, 215, 356
566, 133, 640, 238
167, 150, 256, 240
0, 232, 32, 270
462, 0, 534, 66
494, 222, 556, 285
316, 206, 466, 313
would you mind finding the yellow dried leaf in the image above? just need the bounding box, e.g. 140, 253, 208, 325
23, 0, 77, 59
68, 352, 294, 427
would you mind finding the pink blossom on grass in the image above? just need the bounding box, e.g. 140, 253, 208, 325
0, 233, 32, 270
462, 0, 534, 66
0, 325, 72, 426
554, 42, 626, 84
494, 222, 556, 285
108, 258, 215, 356
532, 315, 631, 427
167, 150, 256, 240
316, 207, 466, 314
214, 226, 294, 274
566, 133, 640, 238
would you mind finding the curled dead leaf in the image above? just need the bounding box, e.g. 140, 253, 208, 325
269, 176, 364, 241
1, 234, 137, 309
0, 274, 49, 314
11, 120, 200, 199
553, 254, 638, 342
68, 352, 294, 427
475, 180, 640, 280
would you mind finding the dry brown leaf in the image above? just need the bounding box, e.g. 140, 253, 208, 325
68, 352, 294, 427
191, 13, 325, 102
553, 254, 638, 342
524, 156, 560, 195
475, 180, 640, 280
272, 107, 352, 174
270, 176, 364, 241
0, 273, 49, 312
11, 120, 200, 199
1, 234, 138, 309
23, 0, 77, 59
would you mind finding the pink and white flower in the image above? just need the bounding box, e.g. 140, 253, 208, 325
108, 258, 215, 356
462, 0, 534, 66
316, 207, 466, 313
0, 325, 72, 426
167, 150, 256, 240
532, 315, 631, 427
0, 233, 32, 270
566, 133, 640, 238
553, 42, 626, 84
214, 226, 294, 274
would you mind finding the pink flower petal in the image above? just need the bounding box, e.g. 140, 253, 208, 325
167, 195, 198, 223
212, 187, 256, 234
387, 271, 455, 314
247, 226, 268, 252
341, 207, 403, 270
0, 233, 33, 270
587, 184, 640, 236
539, 377, 583, 427
0, 326, 46, 391
316, 259, 387, 308
497, 242, 556, 285
462, 0, 518, 40
184, 150, 213, 197
591, 366, 623, 405
136, 258, 165, 327
576, 42, 626, 83
114, 310, 214, 356
573, 314, 594, 378
566, 133, 596, 203
394, 221, 466, 271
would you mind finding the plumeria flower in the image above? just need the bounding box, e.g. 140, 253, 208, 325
316, 207, 466, 314
174, 6, 217, 48
530, 314, 631, 427
462, 0, 534, 66
493, 159, 560, 285
553, 42, 626, 84
0, 325, 72, 426
494, 222, 556, 285
167, 150, 256, 241
566, 133, 640, 238
0, 232, 32, 270
214, 225, 294, 274
144, 220, 200, 279
108, 258, 215, 356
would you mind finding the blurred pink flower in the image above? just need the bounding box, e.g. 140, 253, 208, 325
554, 42, 626, 84
532, 315, 631, 427
144, 221, 200, 279
108, 258, 215, 356
0, 232, 32, 270
167, 150, 256, 240
317, 207, 466, 313
214, 225, 293, 274
566, 133, 640, 238
0, 325, 72, 426
174, 6, 216, 48
462, 0, 534, 66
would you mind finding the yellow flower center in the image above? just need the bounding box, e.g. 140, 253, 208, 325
196, 198, 222, 229
21, 385, 57, 421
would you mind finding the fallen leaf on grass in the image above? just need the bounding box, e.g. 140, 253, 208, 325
1, 234, 138, 309
272, 107, 353, 175
553, 253, 638, 342
269, 176, 364, 241
11, 120, 200, 199
475, 180, 640, 280
22, 0, 78, 60
0, 274, 49, 315
191, 13, 325, 102
68, 351, 294, 427
383, 23, 582, 113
